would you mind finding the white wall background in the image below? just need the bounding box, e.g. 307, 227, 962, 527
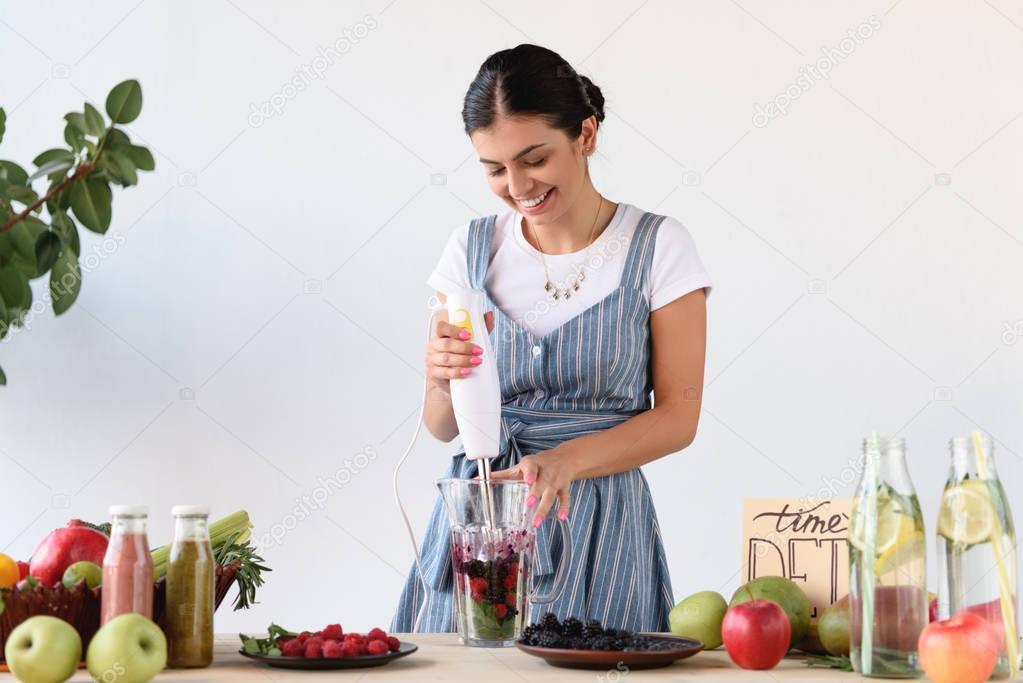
1, 0, 1022, 634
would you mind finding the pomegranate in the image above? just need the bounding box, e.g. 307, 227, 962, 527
28, 520, 109, 587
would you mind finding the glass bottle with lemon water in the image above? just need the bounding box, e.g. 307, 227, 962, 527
936, 433, 1019, 679
849, 435, 928, 678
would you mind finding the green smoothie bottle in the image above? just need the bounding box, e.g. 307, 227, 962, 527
166, 505, 215, 668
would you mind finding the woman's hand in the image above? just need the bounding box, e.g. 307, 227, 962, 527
488, 450, 578, 527
424, 309, 494, 386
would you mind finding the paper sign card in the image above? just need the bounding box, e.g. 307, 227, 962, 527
741, 498, 851, 618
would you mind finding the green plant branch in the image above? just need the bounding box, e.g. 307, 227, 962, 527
0, 161, 94, 234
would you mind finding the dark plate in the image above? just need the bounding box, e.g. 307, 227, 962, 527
238, 642, 417, 669
515, 633, 702, 670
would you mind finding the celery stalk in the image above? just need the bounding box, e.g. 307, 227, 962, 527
151, 509, 252, 579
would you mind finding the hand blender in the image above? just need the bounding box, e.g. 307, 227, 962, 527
393, 287, 503, 630
444, 287, 502, 498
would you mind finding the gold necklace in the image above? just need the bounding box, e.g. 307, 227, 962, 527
526, 195, 604, 301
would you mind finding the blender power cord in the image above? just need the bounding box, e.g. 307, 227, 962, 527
392, 297, 444, 633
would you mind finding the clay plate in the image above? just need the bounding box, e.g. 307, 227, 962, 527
515, 633, 702, 670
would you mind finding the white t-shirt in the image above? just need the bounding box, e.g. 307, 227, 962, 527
427, 202, 712, 337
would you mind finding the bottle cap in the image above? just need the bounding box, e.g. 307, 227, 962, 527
171, 504, 210, 517
109, 504, 148, 517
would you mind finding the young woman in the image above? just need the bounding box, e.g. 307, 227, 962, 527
392, 44, 711, 633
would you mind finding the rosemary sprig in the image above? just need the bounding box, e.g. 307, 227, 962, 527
214, 531, 271, 610
805, 654, 853, 671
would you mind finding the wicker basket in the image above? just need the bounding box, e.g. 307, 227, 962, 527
0, 561, 240, 664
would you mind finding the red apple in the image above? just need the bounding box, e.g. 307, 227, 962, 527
28, 520, 109, 587
918, 613, 999, 683
722, 599, 791, 670
16, 561, 30, 580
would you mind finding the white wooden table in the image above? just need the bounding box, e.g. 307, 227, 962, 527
2, 633, 859, 681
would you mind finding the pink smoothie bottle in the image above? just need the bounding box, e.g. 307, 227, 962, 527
101, 504, 154, 624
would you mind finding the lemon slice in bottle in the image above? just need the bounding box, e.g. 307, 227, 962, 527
850, 494, 905, 554
937, 479, 995, 545
874, 526, 924, 576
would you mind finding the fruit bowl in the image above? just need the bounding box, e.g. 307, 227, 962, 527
0, 560, 240, 666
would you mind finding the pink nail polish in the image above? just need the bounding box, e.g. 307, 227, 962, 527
558, 509, 568, 521
524, 475, 535, 485
526, 495, 536, 507
470, 357, 482, 366
459, 330, 470, 340
532, 516, 542, 528
460, 368, 472, 376
472, 345, 484, 355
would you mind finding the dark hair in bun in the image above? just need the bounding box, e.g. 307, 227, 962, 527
462, 43, 606, 140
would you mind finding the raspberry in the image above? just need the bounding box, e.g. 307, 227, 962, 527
341, 643, 363, 658
366, 640, 389, 656
321, 624, 343, 640
495, 604, 508, 619
304, 641, 323, 658
386, 636, 401, 652
344, 633, 366, 644
322, 640, 345, 658
503, 574, 517, 589
367, 627, 388, 641
305, 637, 324, 650
505, 592, 517, 606
297, 631, 313, 645
280, 638, 303, 657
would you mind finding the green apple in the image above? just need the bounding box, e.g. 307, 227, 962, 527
86, 614, 167, 683
669, 590, 728, 649
62, 560, 102, 590
4, 615, 82, 683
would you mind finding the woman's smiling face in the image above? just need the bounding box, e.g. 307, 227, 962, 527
472, 115, 594, 225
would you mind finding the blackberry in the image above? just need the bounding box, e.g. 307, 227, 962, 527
588, 635, 616, 650
582, 619, 604, 641
561, 617, 583, 637
535, 630, 565, 649
565, 636, 587, 650
465, 559, 486, 577
540, 612, 562, 633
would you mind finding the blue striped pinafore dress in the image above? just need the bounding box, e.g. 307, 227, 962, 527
391, 210, 675, 633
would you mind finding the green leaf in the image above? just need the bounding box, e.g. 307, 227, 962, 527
121, 144, 154, 171
84, 102, 105, 136
51, 211, 80, 257
50, 246, 81, 315
34, 231, 62, 273
0, 160, 28, 186
104, 128, 131, 147
5, 185, 37, 205
0, 363, 6, 386
64, 122, 85, 152
32, 148, 75, 167
101, 150, 137, 186
105, 80, 143, 124
28, 158, 73, 182
70, 177, 112, 234
0, 107, 6, 145
0, 266, 31, 315
6, 218, 45, 267
64, 112, 89, 135
0, 290, 7, 324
